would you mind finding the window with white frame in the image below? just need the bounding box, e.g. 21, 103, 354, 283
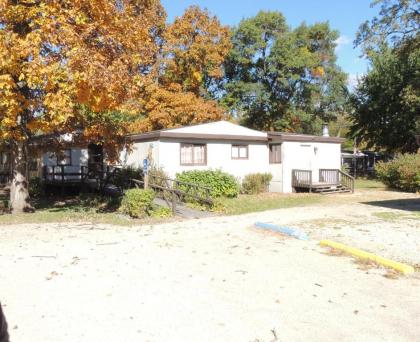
231, 145, 248, 159
49, 150, 71, 166
180, 143, 206, 165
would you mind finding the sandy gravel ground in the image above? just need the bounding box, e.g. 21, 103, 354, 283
0, 190, 419, 342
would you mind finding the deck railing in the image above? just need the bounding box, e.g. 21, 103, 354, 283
0, 172, 10, 185
0, 164, 11, 186
292, 168, 354, 193
319, 169, 354, 193
319, 169, 339, 184
292, 169, 313, 192
338, 169, 355, 193
43, 165, 89, 183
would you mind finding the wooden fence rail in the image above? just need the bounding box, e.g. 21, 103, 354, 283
131, 173, 213, 214
149, 173, 212, 205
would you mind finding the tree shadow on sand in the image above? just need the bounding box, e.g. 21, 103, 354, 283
362, 198, 420, 212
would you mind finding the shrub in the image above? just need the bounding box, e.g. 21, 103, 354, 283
150, 205, 172, 218
375, 153, 420, 192
119, 188, 155, 218
149, 165, 170, 186
175, 169, 239, 199
241, 173, 273, 194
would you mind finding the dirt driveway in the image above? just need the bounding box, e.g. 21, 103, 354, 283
0, 190, 419, 341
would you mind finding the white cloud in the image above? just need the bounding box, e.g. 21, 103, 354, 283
334, 35, 352, 51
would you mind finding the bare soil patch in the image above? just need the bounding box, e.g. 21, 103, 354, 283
0, 189, 419, 341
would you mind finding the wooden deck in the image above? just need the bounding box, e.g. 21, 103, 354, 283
42, 165, 126, 196
297, 182, 341, 189
292, 169, 354, 194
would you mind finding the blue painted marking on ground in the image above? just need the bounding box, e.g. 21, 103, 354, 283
254, 222, 309, 241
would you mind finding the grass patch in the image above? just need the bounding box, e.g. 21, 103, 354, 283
372, 211, 420, 221
216, 193, 324, 215
372, 211, 401, 221
0, 210, 135, 226
0, 195, 172, 226
355, 178, 387, 190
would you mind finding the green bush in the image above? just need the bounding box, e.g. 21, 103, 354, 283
375, 153, 420, 192
175, 169, 239, 199
241, 173, 273, 194
119, 189, 155, 218
150, 206, 172, 218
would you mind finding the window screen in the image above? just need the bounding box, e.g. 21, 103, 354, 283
269, 144, 281, 164
180, 143, 206, 165
232, 145, 248, 159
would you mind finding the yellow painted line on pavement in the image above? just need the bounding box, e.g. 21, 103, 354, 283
320, 240, 415, 274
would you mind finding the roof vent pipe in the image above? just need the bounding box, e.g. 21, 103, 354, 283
322, 123, 330, 137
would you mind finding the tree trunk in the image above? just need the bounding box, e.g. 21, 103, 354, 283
10, 141, 33, 214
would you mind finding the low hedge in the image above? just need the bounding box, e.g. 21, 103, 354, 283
375, 153, 420, 192
175, 169, 239, 199
119, 188, 155, 218
241, 173, 273, 194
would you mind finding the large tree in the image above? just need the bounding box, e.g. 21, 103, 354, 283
0, 2, 231, 212
355, 0, 420, 52
220, 11, 348, 133
161, 5, 231, 96
0, 0, 166, 212
131, 6, 231, 132
350, 0, 420, 151
350, 45, 419, 151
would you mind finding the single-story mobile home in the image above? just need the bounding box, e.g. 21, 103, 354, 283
122, 121, 345, 193
3, 121, 351, 193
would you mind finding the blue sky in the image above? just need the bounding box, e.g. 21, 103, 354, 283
161, 0, 379, 88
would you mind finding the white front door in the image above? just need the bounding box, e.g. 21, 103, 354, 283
298, 144, 317, 182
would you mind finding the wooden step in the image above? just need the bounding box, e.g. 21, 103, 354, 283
318, 188, 352, 194
312, 184, 352, 194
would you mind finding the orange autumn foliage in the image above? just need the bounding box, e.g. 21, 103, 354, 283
128, 5, 231, 133
0, 1, 230, 212
0, 0, 165, 146
0, 2, 229, 148
161, 5, 232, 96
130, 83, 224, 133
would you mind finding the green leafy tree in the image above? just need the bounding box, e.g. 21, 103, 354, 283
220, 11, 348, 133
350, 0, 420, 152
350, 45, 419, 152
355, 0, 419, 52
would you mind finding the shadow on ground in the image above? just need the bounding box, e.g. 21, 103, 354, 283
362, 198, 420, 212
